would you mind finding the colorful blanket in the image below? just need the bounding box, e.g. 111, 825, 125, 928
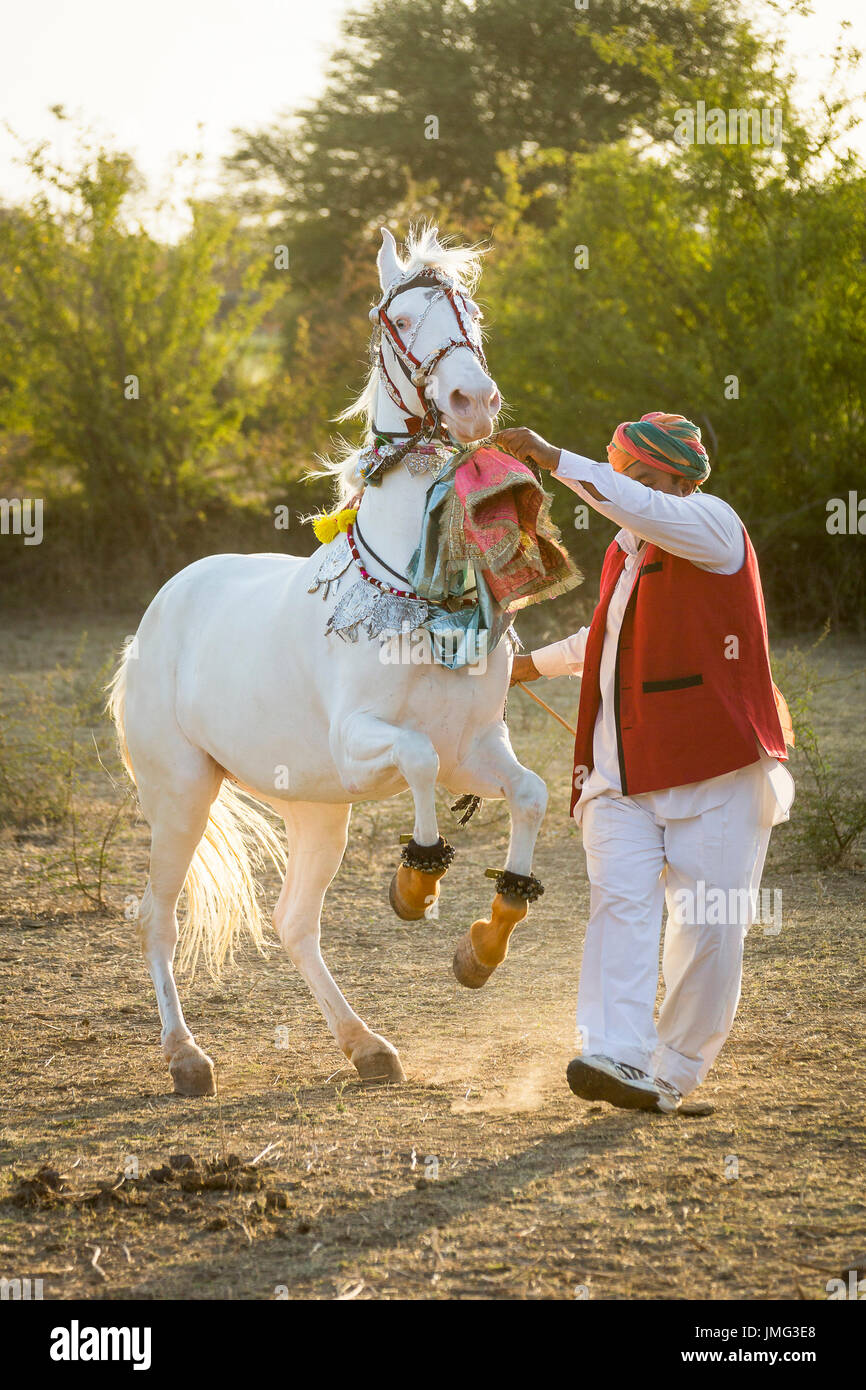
450, 445, 581, 611
408, 444, 582, 623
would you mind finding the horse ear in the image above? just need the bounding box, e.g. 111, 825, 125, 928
377, 227, 401, 291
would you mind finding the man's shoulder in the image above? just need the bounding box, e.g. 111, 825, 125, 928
694, 490, 744, 527
668, 490, 748, 574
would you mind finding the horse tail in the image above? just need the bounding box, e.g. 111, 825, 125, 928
106, 635, 136, 778
106, 635, 287, 978
178, 782, 287, 977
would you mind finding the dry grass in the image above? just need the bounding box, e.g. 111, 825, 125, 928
0, 614, 864, 1300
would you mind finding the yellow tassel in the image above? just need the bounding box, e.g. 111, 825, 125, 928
311, 506, 357, 545
312, 514, 338, 544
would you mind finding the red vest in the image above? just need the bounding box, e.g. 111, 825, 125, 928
570, 530, 787, 812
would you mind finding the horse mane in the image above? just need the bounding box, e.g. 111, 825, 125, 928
310, 225, 487, 504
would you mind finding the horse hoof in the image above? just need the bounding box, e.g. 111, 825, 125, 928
452, 932, 494, 989
169, 1041, 216, 1097
389, 870, 427, 922
351, 1039, 406, 1084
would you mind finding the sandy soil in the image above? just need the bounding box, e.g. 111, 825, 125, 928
0, 615, 863, 1300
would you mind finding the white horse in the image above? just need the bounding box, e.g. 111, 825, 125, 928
108, 226, 548, 1096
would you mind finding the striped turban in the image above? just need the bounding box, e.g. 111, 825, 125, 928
612, 411, 711, 484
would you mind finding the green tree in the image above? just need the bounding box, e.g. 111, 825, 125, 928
0, 136, 284, 572
227, 0, 757, 287
480, 65, 866, 628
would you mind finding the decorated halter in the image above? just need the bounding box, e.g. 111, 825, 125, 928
361, 266, 489, 484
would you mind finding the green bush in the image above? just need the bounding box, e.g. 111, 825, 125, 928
0, 638, 133, 905
773, 634, 866, 868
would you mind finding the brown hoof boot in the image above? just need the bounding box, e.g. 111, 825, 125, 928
452, 931, 494, 989
452, 892, 530, 990
389, 836, 455, 920
389, 865, 444, 921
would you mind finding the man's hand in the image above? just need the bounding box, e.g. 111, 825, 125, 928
510, 653, 541, 686
494, 427, 561, 472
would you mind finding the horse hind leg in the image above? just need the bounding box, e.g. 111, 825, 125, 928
135, 753, 222, 1096
274, 801, 405, 1083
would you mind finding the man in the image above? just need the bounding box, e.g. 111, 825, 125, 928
495, 413, 793, 1114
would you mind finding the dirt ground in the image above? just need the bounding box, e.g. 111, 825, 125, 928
0, 614, 864, 1301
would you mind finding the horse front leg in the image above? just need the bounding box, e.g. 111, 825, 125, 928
336, 712, 454, 921
448, 722, 548, 988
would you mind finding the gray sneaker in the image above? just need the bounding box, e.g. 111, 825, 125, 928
566, 1053, 662, 1111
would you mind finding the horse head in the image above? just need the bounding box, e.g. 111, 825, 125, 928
373, 226, 501, 445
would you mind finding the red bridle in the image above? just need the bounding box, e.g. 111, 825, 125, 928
372, 268, 490, 439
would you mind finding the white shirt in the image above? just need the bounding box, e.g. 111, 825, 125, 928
532, 450, 794, 826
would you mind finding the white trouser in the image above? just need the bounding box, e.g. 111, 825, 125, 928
577, 767, 773, 1095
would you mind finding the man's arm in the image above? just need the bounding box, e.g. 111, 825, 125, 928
553, 451, 743, 572
495, 427, 743, 573
511, 629, 588, 684
532, 628, 588, 677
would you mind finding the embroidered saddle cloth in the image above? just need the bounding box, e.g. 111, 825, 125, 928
408, 444, 582, 613
308, 444, 582, 670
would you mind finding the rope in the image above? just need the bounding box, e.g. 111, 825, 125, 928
515, 681, 576, 736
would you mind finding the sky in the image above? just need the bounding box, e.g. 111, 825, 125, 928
0, 0, 348, 233
1, 0, 863, 235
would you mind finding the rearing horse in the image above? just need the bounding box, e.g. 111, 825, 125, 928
108, 227, 548, 1095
